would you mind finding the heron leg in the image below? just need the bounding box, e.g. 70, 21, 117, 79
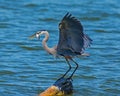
68, 58, 78, 79
62, 58, 72, 78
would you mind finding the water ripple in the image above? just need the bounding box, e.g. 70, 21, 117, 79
81, 17, 101, 21
38, 18, 58, 22
0, 0, 120, 96
0, 22, 10, 28
24, 3, 39, 8
19, 45, 41, 51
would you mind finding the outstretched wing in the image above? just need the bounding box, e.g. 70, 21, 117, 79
57, 13, 92, 56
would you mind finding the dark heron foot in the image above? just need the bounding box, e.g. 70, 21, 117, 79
39, 77, 73, 96
54, 77, 73, 95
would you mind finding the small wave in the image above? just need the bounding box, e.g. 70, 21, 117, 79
38, 18, 58, 22
80, 17, 101, 21
104, 88, 120, 94
0, 22, 9, 28
0, 70, 15, 75
24, 3, 39, 7
19, 45, 41, 51
94, 29, 107, 33
80, 75, 97, 80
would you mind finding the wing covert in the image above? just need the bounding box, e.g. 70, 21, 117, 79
57, 13, 92, 56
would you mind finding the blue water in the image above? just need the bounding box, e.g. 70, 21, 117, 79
0, 0, 120, 96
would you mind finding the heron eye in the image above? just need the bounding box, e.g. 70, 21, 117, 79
36, 32, 40, 35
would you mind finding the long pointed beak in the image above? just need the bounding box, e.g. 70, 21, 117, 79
29, 33, 36, 39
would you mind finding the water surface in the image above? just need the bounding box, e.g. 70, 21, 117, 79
0, 0, 120, 96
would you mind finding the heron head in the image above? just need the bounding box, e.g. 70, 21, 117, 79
29, 30, 47, 40
35, 31, 42, 39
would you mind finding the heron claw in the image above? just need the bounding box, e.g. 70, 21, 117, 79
53, 77, 73, 94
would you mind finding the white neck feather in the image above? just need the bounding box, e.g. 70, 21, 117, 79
41, 31, 56, 55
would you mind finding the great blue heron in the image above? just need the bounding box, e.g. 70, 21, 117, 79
30, 13, 92, 79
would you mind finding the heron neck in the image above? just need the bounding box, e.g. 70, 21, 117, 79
41, 31, 51, 53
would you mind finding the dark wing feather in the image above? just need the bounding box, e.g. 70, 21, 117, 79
57, 13, 92, 56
